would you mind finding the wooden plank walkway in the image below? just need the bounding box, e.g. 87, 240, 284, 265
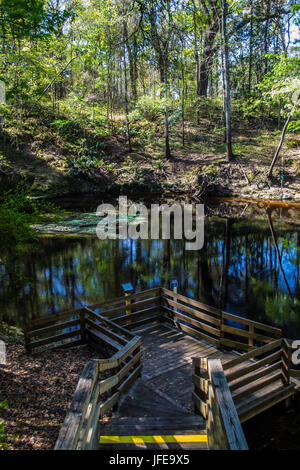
141, 324, 237, 412
51, 288, 299, 450
98, 324, 238, 450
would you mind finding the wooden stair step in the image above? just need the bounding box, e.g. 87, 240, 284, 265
122, 400, 189, 417
100, 426, 205, 434
98, 433, 209, 450
98, 442, 208, 450
101, 416, 204, 426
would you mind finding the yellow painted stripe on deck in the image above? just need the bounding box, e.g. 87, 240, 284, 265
99, 434, 208, 444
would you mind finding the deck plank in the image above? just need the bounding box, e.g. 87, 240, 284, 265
140, 324, 237, 412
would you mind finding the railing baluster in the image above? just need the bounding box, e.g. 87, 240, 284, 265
281, 339, 291, 386
248, 324, 254, 348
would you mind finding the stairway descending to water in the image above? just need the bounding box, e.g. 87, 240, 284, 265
98, 379, 208, 450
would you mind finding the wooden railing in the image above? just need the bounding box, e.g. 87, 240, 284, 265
93, 287, 161, 330
54, 333, 142, 450
192, 357, 248, 450
161, 288, 282, 351
24, 308, 86, 354
24, 288, 160, 354
22, 286, 297, 451
220, 311, 282, 351
84, 307, 136, 352
24, 287, 283, 354
222, 338, 295, 423
162, 288, 221, 347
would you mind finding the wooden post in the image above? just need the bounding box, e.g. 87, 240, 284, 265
192, 357, 208, 418
281, 339, 291, 386
121, 283, 134, 325
219, 311, 224, 351
248, 325, 254, 348
207, 358, 248, 450
194, 361, 201, 415
80, 310, 86, 344
23, 324, 31, 354
159, 286, 163, 322
170, 280, 178, 313
282, 339, 292, 409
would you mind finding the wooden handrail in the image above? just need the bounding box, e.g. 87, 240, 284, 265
88, 287, 160, 311
161, 288, 282, 351
54, 359, 99, 450
223, 338, 282, 371
219, 338, 294, 423
24, 287, 282, 354
54, 334, 142, 450
193, 357, 248, 450
84, 307, 135, 339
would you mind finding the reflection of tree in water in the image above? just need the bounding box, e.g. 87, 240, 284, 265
266, 209, 292, 297
0, 215, 299, 337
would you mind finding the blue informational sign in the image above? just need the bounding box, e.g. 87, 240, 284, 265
121, 282, 134, 294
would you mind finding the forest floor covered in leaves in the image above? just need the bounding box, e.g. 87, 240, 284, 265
0, 106, 299, 202
0, 339, 100, 450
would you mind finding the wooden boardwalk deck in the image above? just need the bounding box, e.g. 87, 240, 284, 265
141, 324, 237, 412
45, 287, 298, 450
98, 324, 238, 450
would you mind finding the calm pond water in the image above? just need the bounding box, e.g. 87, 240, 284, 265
1, 197, 300, 339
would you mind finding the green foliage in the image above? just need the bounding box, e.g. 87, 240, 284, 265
0, 400, 10, 450
0, 400, 8, 410
130, 96, 165, 122
168, 106, 182, 129
66, 154, 114, 176
0, 187, 60, 254
50, 119, 82, 137
287, 119, 300, 133
259, 55, 300, 113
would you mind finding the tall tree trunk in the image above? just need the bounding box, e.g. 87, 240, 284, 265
123, 23, 132, 152
192, 1, 200, 123
221, 0, 233, 162
248, 0, 253, 95
199, 19, 219, 96
126, 34, 138, 102
164, 57, 171, 159
181, 36, 185, 147
264, 0, 271, 74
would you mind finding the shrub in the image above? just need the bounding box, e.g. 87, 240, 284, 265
0, 187, 60, 254
130, 95, 165, 122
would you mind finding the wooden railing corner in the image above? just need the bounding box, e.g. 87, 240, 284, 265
192, 356, 248, 450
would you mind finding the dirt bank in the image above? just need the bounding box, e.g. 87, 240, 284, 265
0, 340, 99, 450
